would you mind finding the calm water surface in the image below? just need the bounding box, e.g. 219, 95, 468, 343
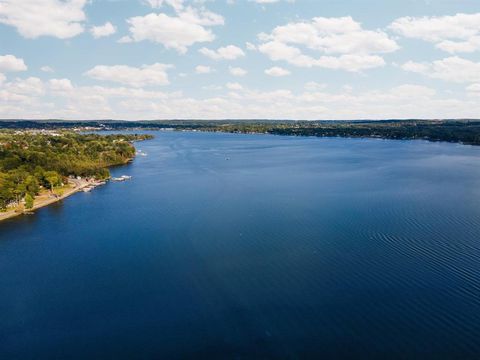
2, 131, 480, 359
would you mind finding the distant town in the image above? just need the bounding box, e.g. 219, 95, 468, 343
1, 119, 480, 145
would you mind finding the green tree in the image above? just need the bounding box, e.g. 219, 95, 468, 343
25, 193, 34, 209
44, 171, 61, 193
25, 175, 40, 196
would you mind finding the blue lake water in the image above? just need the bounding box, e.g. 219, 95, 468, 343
2, 131, 480, 359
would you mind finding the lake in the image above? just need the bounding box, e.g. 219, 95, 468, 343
2, 131, 480, 359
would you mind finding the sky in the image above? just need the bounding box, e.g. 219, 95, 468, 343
0, 0, 479, 120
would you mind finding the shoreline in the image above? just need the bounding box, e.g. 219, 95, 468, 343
0, 178, 92, 223
0, 131, 151, 225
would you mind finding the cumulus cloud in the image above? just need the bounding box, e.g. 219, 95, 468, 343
123, 6, 224, 53
2, 74, 479, 120
199, 45, 245, 60
49, 78, 74, 91
390, 13, 480, 53
2, 77, 44, 97
84, 63, 173, 87
304, 81, 326, 91
229, 66, 247, 76
41, 66, 54, 73
90, 22, 116, 39
145, 0, 184, 11
202, 84, 223, 91
257, 16, 398, 72
249, 0, 294, 3
0, 0, 86, 39
265, 66, 290, 76
401, 57, 480, 83
226, 82, 243, 90
195, 65, 212, 74
0, 55, 27, 72
467, 84, 480, 93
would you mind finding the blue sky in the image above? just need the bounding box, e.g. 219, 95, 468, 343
0, 0, 479, 120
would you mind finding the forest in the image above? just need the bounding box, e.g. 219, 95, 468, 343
0, 131, 152, 211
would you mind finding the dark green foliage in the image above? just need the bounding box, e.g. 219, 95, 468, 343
0, 131, 152, 210
25, 193, 34, 209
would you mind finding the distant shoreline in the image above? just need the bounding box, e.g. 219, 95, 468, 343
1, 119, 479, 146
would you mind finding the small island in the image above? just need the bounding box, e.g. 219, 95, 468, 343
0, 130, 152, 222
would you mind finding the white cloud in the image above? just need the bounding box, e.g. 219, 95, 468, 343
90, 22, 116, 39
145, 0, 184, 11
177, 6, 224, 26
2, 75, 479, 120
258, 16, 398, 72
402, 57, 480, 83
202, 84, 223, 91
265, 66, 290, 76
199, 45, 245, 60
389, 84, 436, 98
84, 63, 173, 87
304, 81, 326, 91
117, 36, 133, 44
249, 0, 294, 3
2, 77, 44, 96
316, 54, 386, 71
467, 84, 480, 92
49, 78, 74, 91
390, 13, 480, 53
226, 82, 243, 90
41, 66, 54, 73
0, 0, 86, 39
259, 41, 386, 71
0, 55, 27, 72
195, 65, 212, 74
229, 66, 247, 76
124, 6, 224, 53
401, 61, 429, 74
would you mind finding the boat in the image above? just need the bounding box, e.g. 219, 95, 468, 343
82, 187, 93, 192
112, 175, 132, 182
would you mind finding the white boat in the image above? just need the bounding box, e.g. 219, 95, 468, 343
112, 175, 131, 182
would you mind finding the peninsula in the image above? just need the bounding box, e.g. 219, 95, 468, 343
0, 130, 152, 222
